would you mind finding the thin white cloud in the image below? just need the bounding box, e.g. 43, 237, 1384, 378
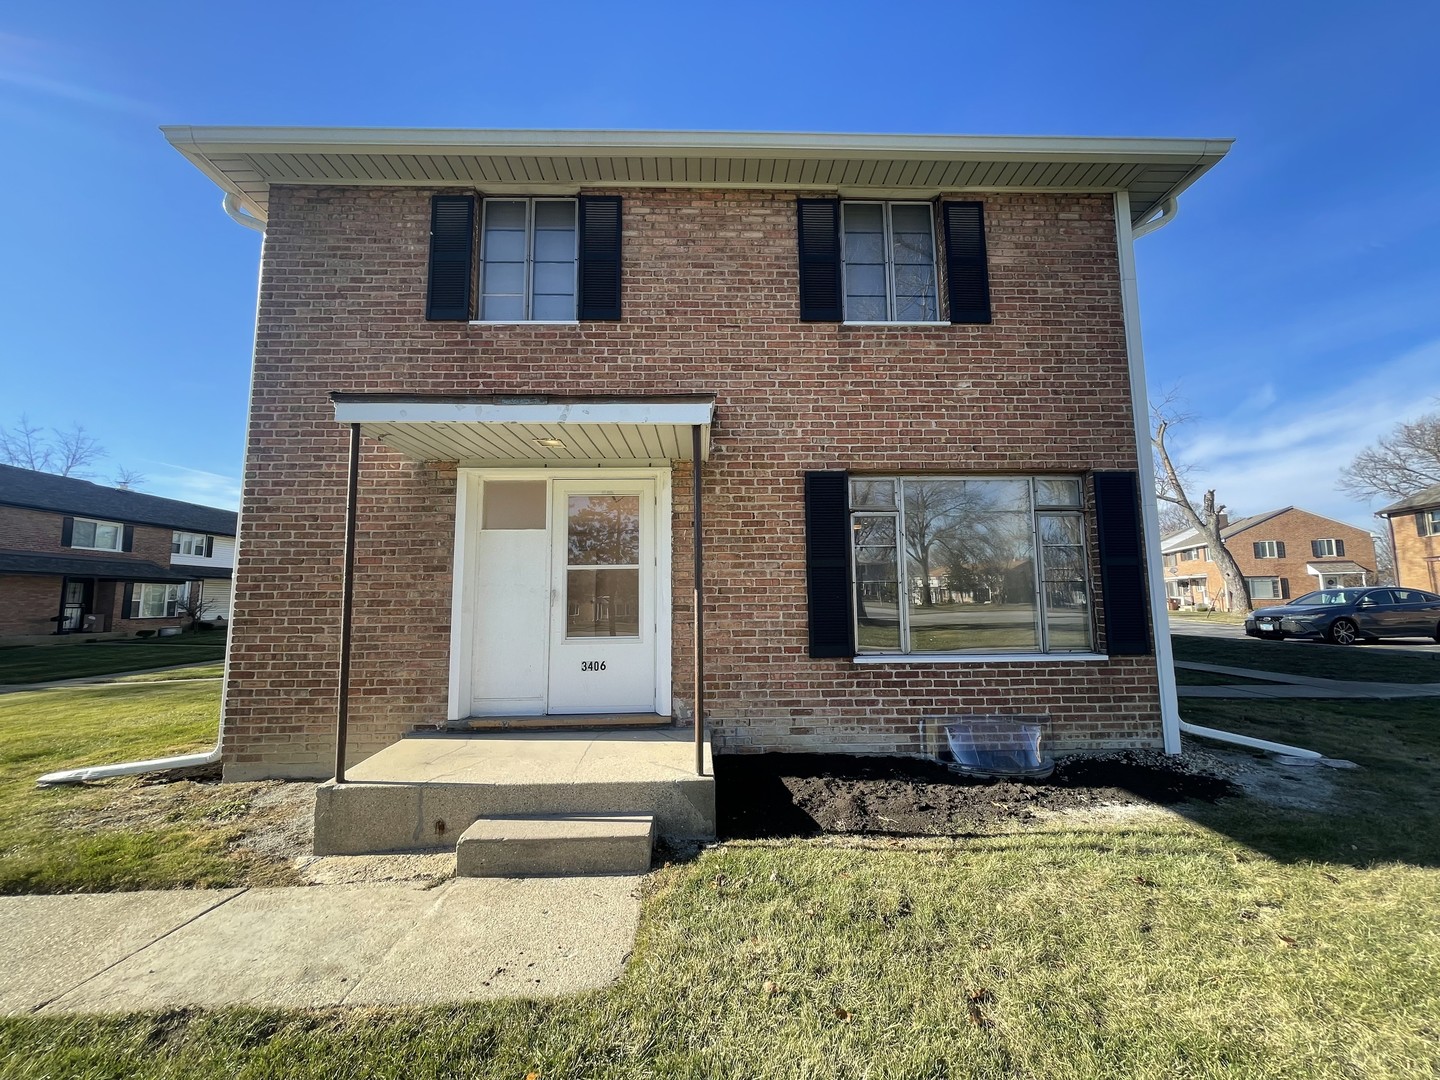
1156, 336, 1440, 530
0, 32, 158, 118
137, 463, 242, 511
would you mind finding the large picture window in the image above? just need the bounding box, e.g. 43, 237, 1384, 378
131, 582, 185, 619
849, 476, 1091, 655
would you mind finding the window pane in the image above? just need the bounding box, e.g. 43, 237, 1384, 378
533, 200, 575, 229
482, 481, 547, 530
73, 520, 96, 546
844, 262, 887, 300
903, 479, 1038, 652
533, 228, 576, 262
1036, 478, 1082, 508
481, 261, 525, 299
480, 293, 524, 321
850, 479, 896, 508
531, 293, 577, 320
566, 568, 640, 637
483, 227, 526, 262
844, 295, 887, 322
140, 585, 166, 618
842, 203, 884, 233
95, 524, 120, 550
532, 261, 575, 296
854, 516, 901, 653
1039, 513, 1091, 650
484, 200, 526, 229
567, 495, 640, 565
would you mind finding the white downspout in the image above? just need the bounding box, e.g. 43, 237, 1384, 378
38, 195, 267, 788
1118, 190, 1323, 764
1115, 190, 1184, 754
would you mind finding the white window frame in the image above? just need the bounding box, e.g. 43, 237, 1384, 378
134, 582, 186, 619
1312, 538, 1341, 557
476, 197, 579, 323
1246, 577, 1283, 600
847, 475, 1093, 657
1419, 511, 1440, 536
172, 531, 208, 556
1253, 540, 1280, 559
840, 201, 943, 324
70, 517, 124, 551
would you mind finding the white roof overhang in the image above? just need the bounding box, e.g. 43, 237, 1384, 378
331, 394, 715, 466
1306, 561, 1369, 576
163, 126, 1231, 227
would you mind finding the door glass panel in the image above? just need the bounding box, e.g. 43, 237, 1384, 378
566, 495, 639, 565
482, 481, 546, 530
566, 568, 640, 637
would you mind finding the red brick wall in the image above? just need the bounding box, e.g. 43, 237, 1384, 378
0, 574, 63, 636
223, 185, 1161, 779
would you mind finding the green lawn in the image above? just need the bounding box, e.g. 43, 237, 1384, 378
0, 682, 284, 895
1, 673, 1437, 1076
1172, 668, 1274, 686
1172, 632, 1440, 683
0, 632, 227, 684
1168, 608, 1247, 625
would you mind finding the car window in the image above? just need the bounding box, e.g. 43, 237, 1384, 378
1365, 591, 1397, 605
1391, 590, 1419, 603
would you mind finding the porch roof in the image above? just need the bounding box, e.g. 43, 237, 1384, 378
1306, 560, 1370, 576
331, 393, 715, 465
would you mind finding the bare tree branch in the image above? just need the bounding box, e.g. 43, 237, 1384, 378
50, 423, 105, 478
113, 465, 146, 491
1338, 407, 1440, 502
0, 417, 108, 478
0, 415, 53, 472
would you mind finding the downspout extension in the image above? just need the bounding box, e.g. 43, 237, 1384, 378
1177, 720, 1322, 765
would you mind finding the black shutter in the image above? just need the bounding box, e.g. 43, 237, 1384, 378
1418, 512, 1432, 537
796, 199, 842, 322
942, 201, 992, 324
425, 194, 476, 321
205, 536, 214, 558
1280, 578, 1291, 599
1335, 539, 1345, 557
61, 516, 74, 547
1276, 540, 1286, 559
804, 471, 854, 657
1093, 471, 1152, 656
1311, 540, 1321, 558
1252, 542, 1264, 559
121, 525, 134, 552
121, 583, 135, 619
578, 195, 622, 320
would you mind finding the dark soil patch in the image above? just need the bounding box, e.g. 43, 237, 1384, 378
717, 751, 1239, 839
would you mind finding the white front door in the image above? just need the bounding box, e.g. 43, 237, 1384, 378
465, 472, 661, 718
547, 479, 657, 713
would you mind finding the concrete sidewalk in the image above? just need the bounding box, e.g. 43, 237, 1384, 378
0, 663, 223, 694
1176, 661, 1440, 699
1, 877, 641, 1015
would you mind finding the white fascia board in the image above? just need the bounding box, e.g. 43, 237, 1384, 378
163, 126, 1233, 163
333, 399, 715, 427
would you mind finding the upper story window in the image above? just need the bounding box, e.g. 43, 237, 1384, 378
1252, 540, 1284, 559
173, 531, 210, 557
1163, 553, 1178, 571
425, 194, 622, 323
1416, 510, 1440, 536
797, 199, 992, 325
68, 517, 124, 551
1178, 545, 1209, 562
1311, 538, 1345, 557
841, 202, 939, 322
479, 199, 578, 321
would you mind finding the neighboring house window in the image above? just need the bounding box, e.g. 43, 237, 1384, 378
479, 198, 578, 321
1247, 577, 1283, 600
69, 518, 124, 551
841, 202, 939, 322
129, 583, 185, 619
1416, 510, 1440, 536
1163, 553, 1178, 571
172, 532, 209, 556
1311, 538, 1345, 557
847, 476, 1091, 655
1253, 540, 1285, 559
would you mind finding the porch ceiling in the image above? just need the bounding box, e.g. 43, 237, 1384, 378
330, 394, 715, 465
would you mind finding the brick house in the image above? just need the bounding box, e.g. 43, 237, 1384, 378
0, 464, 236, 640
1160, 506, 1376, 609
1377, 483, 1440, 591
166, 127, 1230, 786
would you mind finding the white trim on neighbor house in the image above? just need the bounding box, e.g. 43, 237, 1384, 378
447, 466, 673, 723
1114, 189, 1181, 756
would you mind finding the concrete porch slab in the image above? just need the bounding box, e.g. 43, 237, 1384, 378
314, 729, 715, 855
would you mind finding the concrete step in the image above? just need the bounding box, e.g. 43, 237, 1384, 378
456, 814, 655, 877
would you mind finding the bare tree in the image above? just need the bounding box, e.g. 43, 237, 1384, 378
1338, 407, 1440, 502
113, 465, 147, 491
1152, 393, 1254, 614
0, 417, 107, 478
1371, 530, 1397, 586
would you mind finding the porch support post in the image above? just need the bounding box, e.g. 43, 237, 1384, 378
691, 425, 705, 777
334, 423, 361, 784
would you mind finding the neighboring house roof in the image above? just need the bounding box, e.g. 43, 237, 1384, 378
163, 126, 1231, 229
0, 465, 237, 536
1160, 507, 1293, 553
1376, 482, 1440, 516
0, 551, 231, 582
1305, 560, 1371, 575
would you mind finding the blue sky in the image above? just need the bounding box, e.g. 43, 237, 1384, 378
2, 0, 1437, 530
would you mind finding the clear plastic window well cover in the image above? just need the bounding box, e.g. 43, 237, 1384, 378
922, 715, 1055, 780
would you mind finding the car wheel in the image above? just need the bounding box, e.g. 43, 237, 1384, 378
1327, 618, 1359, 646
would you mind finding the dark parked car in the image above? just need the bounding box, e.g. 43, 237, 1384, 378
1244, 587, 1440, 645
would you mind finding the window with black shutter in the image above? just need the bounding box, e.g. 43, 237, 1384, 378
804, 471, 854, 657
1093, 471, 1152, 656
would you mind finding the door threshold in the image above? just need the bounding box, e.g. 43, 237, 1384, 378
446, 712, 673, 732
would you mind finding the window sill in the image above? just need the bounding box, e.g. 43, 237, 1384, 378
69, 545, 125, 553
853, 652, 1111, 665
468, 320, 581, 327
842, 321, 950, 327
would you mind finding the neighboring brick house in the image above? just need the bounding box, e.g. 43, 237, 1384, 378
0, 464, 237, 639
1376, 483, 1440, 591
1160, 507, 1376, 609
165, 126, 1231, 781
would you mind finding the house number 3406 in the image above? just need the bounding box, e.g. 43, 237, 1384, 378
581, 661, 607, 672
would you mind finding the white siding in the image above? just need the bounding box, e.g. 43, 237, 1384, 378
200, 579, 232, 621
171, 535, 237, 570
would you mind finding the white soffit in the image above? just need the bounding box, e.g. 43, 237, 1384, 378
332, 396, 715, 465
163, 126, 1232, 226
